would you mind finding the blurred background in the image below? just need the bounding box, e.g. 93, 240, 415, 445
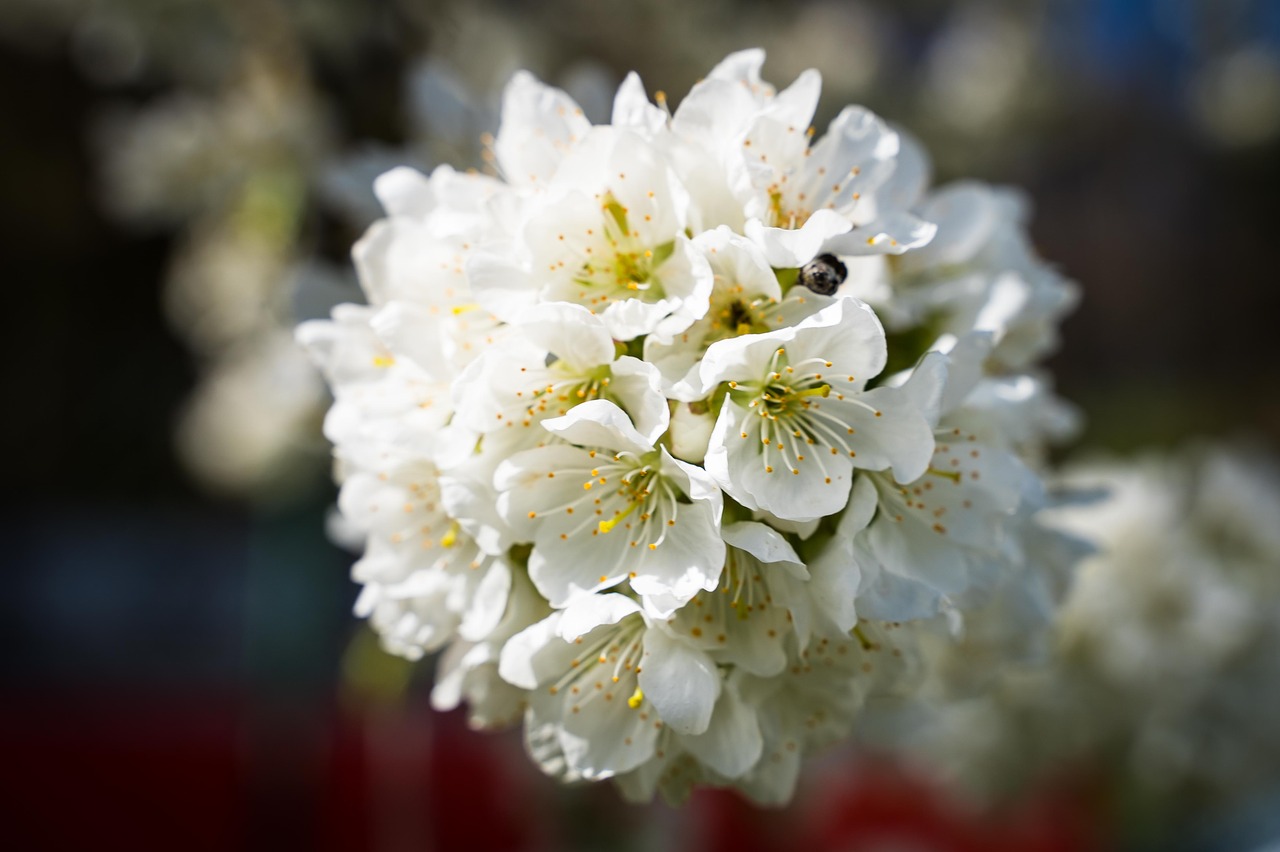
1, 0, 1278, 849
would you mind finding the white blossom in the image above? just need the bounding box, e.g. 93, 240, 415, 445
453, 302, 668, 447
701, 297, 936, 522
500, 593, 722, 779
859, 446, 1280, 814
469, 126, 715, 341
495, 400, 723, 612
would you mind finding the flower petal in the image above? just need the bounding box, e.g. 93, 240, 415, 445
557, 593, 643, 641
639, 629, 721, 735
540, 399, 654, 456
612, 71, 666, 135
494, 70, 591, 187
744, 209, 853, 268
498, 612, 568, 689
681, 681, 763, 779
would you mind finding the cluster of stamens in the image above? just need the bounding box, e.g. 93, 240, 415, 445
700, 286, 776, 347
674, 548, 781, 645
530, 450, 683, 562
876, 428, 983, 535
546, 617, 650, 716
567, 194, 671, 307
758, 160, 864, 231
503, 364, 614, 429
728, 347, 875, 478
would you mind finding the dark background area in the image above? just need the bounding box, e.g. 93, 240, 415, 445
1, 0, 1277, 849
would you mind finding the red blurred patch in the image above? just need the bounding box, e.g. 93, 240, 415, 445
797, 759, 1105, 852
1, 692, 244, 851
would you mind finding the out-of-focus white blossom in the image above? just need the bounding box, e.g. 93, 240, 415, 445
175, 331, 328, 499
867, 445, 1280, 813
92, 36, 335, 501
1053, 448, 1280, 802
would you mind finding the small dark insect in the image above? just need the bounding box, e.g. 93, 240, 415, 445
797, 253, 847, 296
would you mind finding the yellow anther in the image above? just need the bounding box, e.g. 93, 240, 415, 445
627, 687, 645, 709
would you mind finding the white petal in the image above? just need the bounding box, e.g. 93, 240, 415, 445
750, 509, 822, 541
666, 401, 716, 464
680, 682, 763, 778
465, 250, 540, 323
449, 333, 549, 432
600, 296, 682, 342
895, 348, 951, 426
369, 301, 450, 381
557, 593, 643, 641
541, 399, 654, 456
494, 444, 595, 536
458, 558, 512, 642
898, 181, 1000, 272
527, 540, 631, 610
520, 302, 616, 370
663, 450, 725, 510
706, 48, 767, 86
838, 473, 880, 538
611, 71, 666, 135
626, 505, 726, 613
764, 68, 822, 131
373, 166, 435, 219
744, 209, 853, 268
648, 235, 717, 339
807, 533, 861, 633
839, 384, 937, 483
875, 128, 931, 214
524, 700, 577, 780
932, 333, 990, 418
557, 684, 660, 779
494, 70, 591, 187
439, 474, 508, 555
721, 521, 803, 571
973, 273, 1032, 341
693, 225, 782, 303
826, 211, 937, 256
852, 538, 943, 621
639, 629, 721, 735
429, 640, 468, 711
670, 75, 758, 155
609, 357, 671, 444
739, 744, 802, 806
498, 612, 567, 689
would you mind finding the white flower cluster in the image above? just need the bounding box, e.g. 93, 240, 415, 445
299, 49, 1080, 805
